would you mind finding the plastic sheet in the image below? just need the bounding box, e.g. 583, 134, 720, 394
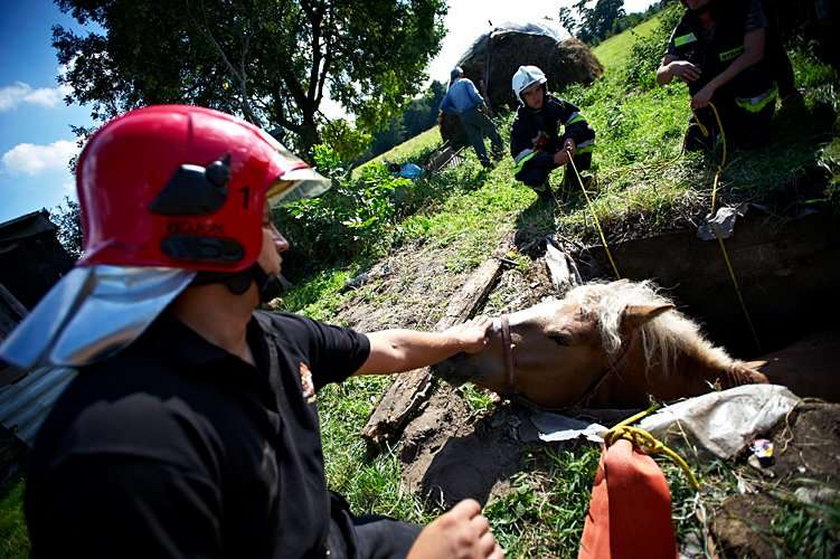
524, 385, 800, 458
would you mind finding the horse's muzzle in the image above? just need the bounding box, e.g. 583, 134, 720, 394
432, 352, 477, 386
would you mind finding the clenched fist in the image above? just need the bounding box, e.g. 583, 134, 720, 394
408, 499, 504, 559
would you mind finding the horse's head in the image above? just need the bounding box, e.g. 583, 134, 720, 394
436, 290, 674, 409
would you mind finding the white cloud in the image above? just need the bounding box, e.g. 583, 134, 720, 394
0, 82, 31, 111
0, 73, 72, 112
23, 84, 72, 108
1, 140, 79, 176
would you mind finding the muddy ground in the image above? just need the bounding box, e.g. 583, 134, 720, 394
331, 240, 839, 557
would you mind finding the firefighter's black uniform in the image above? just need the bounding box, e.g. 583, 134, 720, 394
510, 93, 596, 190
666, 0, 778, 150
25, 311, 422, 559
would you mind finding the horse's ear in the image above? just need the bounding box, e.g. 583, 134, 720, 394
622, 304, 675, 330
743, 360, 767, 371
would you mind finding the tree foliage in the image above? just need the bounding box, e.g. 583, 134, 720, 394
53, 0, 447, 153
321, 119, 371, 166
363, 80, 446, 162
51, 197, 83, 260
561, 0, 665, 46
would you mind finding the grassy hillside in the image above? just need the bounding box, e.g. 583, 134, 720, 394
593, 14, 663, 71
352, 127, 441, 178
287, 11, 839, 559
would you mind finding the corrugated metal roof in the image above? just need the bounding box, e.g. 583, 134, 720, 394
0, 366, 77, 446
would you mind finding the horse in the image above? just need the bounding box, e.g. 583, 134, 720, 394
435, 280, 769, 410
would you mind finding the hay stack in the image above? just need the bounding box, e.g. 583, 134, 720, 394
439, 22, 603, 147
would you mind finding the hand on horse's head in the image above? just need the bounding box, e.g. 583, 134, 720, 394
443, 317, 492, 354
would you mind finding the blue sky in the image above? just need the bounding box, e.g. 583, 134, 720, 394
0, 0, 657, 224
0, 0, 94, 222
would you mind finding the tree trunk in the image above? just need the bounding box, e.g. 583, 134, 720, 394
299, 111, 321, 155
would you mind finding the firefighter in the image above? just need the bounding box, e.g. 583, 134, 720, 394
1, 106, 504, 559
657, 0, 782, 150
509, 65, 596, 198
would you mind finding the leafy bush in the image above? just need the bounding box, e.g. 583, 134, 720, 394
321, 119, 372, 165
623, 2, 683, 91
276, 144, 412, 278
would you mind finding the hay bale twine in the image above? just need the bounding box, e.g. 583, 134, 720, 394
439, 22, 602, 146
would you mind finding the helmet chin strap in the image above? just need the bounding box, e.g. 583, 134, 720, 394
192, 263, 282, 303
249, 263, 283, 303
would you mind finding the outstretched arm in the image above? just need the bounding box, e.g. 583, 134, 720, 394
355, 318, 490, 375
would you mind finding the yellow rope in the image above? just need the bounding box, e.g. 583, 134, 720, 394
603, 403, 700, 490
703, 102, 761, 352
566, 148, 622, 280
709, 103, 727, 169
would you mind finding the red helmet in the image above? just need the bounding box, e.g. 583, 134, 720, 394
76, 105, 329, 273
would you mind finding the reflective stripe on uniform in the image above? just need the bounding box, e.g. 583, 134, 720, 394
719, 46, 745, 62
514, 149, 537, 172
736, 84, 778, 113
576, 140, 595, 155
566, 112, 586, 125
673, 33, 697, 47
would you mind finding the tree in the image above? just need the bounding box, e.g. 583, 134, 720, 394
560, 0, 626, 45
359, 80, 445, 162
53, 0, 447, 153
51, 197, 83, 260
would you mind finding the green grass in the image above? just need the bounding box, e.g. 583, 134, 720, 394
0, 479, 28, 559
592, 15, 662, 73
352, 127, 442, 178
484, 446, 601, 556
767, 488, 840, 559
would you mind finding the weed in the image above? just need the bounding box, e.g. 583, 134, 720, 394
0, 478, 28, 559
484, 445, 601, 558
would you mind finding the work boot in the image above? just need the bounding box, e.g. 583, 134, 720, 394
562, 169, 593, 192
531, 180, 553, 202
683, 122, 716, 153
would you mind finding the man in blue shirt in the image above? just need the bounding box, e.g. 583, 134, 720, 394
440, 67, 504, 168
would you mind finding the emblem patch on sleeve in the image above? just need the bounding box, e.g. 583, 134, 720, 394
299, 362, 316, 403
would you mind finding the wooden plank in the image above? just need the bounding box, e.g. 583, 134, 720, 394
361, 249, 508, 444
0, 283, 27, 340
0, 284, 27, 386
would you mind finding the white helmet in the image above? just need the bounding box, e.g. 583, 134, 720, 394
512, 65, 548, 103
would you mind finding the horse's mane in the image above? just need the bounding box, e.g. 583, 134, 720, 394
563, 280, 735, 377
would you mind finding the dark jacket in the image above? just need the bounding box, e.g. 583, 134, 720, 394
666, 0, 773, 97
510, 93, 595, 176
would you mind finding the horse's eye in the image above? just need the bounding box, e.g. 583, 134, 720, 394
548, 333, 572, 346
